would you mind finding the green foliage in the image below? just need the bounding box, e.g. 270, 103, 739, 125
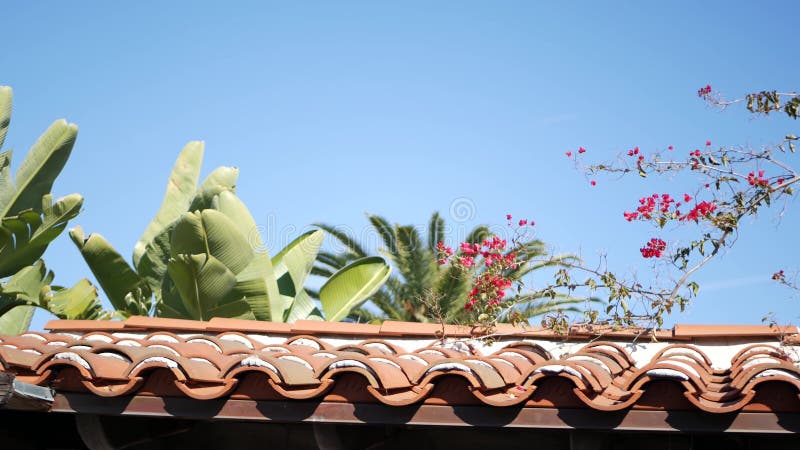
745, 90, 800, 119
72, 143, 390, 322
314, 213, 581, 325
0, 86, 106, 333
319, 257, 392, 322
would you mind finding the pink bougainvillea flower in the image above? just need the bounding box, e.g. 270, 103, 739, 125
640, 238, 667, 258
697, 85, 712, 97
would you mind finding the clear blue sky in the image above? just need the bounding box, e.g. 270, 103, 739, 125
3, 1, 798, 329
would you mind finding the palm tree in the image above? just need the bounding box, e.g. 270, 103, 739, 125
312, 212, 588, 324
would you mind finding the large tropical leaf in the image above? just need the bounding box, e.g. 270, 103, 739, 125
170, 210, 253, 274
133, 141, 204, 267
2, 119, 78, 217
320, 256, 391, 322
0, 193, 83, 277
47, 279, 107, 320
284, 288, 316, 323
0, 152, 14, 213
135, 223, 174, 300
0, 306, 35, 335
0, 261, 52, 315
273, 230, 324, 298
188, 166, 238, 211
69, 226, 151, 315
212, 190, 262, 249
228, 251, 280, 321
212, 191, 281, 320
0, 86, 11, 149
165, 254, 239, 321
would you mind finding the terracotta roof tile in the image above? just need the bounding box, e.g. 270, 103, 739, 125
122, 316, 209, 331
206, 317, 293, 334
3, 319, 800, 414
44, 320, 132, 331
292, 320, 381, 336
378, 321, 473, 337
673, 324, 798, 337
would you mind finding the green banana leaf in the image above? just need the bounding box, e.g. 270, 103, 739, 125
0, 152, 13, 213
135, 224, 174, 301
211, 190, 262, 248
320, 256, 392, 322
69, 226, 151, 315
2, 119, 78, 217
272, 229, 324, 298
135, 168, 241, 300
47, 279, 106, 320
165, 253, 240, 321
0, 306, 35, 335
211, 190, 282, 320
0, 193, 83, 277
284, 288, 317, 323
0, 86, 11, 149
170, 210, 254, 274
0, 261, 53, 314
133, 141, 204, 267
188, 166, 239, 211
0, 260, 107, 322
228, 251, 281, 322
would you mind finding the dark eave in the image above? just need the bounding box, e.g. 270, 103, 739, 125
52, 392, 800, 434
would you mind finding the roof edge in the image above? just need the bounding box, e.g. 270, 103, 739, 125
41, 317, 799, 341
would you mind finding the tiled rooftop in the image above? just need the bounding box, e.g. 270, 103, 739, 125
1, 317, 799, 414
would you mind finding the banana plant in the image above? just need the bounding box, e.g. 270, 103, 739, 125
0, 86, 106, 333
71, 143, 391, 322
272, 229, 392, 322
0, 260, 107, 323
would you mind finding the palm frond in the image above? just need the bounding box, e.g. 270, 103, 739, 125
312, 222, 368, 257
316, 251, 350, 270
369, 289, 406, 321
432, 265, 469, 315
511, 293, 601, 319
525, 254, 582, 272
427, 211, 445, 253
347, 306, 385, 324
466, 225, 491, 244
310, 266, 334, 278
510, 301, 582, 319
367, 214, 397, 255
395, 225, 435, 298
